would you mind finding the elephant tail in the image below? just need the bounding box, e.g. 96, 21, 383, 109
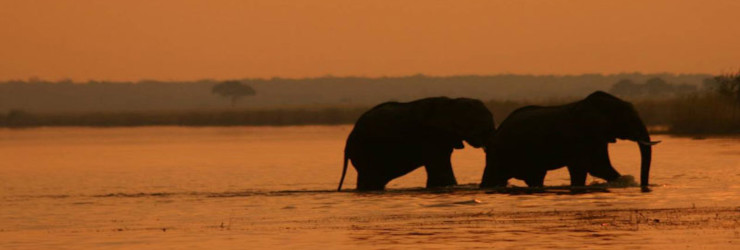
337, 151, 349, 191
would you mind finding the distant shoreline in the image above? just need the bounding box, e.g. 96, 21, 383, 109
3, 95, 739, 135
0, 73, 710, 113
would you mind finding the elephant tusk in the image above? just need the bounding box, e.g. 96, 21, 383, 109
638, 140, 661, 146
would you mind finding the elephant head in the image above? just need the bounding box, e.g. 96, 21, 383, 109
574, 91, 659, 190
423, 97, 495, 149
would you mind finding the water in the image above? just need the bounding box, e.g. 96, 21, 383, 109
1, 126, 738, 249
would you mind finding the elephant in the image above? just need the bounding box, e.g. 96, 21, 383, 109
480, 91, 659, 191
337, 97, 495, 191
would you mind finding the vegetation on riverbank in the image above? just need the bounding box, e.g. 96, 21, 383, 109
663, 72, 740, 134
0, 73, 708, 113
0, 96, 736, 135
2, 72, 738, 134
0, 107, 368, 128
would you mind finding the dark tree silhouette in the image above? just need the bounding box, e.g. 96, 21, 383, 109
711, 71, 740, 103
211, 81, 256, 106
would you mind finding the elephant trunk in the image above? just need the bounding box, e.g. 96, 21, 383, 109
638, 139, 651, 191
635, 124, 654, 192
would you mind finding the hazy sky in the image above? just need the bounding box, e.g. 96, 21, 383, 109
1, 0, 738, 81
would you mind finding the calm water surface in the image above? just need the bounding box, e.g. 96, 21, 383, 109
0, 126, 738, 249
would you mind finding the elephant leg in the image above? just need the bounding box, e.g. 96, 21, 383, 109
480, 154, 511, 187
524, 171, 546, 187
354, 159, 390, 191
356, 171, 389, 191
566, 164, 588, 187
587, 143, 621, 182
424, 149, 457, 188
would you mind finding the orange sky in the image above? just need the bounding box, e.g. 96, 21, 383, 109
0, 0, 738, 81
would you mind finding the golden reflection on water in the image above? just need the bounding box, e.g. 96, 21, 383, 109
0, 126, 738, 249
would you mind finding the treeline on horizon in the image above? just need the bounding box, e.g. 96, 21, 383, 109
1, 72, 739, 134
0, 73, 708, 112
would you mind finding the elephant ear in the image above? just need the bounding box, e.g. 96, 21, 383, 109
420, 97, 466, 148
420, 98, 449, 126
572, 98, 617, 143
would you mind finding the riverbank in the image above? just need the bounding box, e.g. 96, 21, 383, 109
2, 95, 739, 135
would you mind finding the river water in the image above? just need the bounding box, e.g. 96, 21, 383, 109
0, 126, 738, 249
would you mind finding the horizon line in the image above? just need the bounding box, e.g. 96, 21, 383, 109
1, 71, 719, 83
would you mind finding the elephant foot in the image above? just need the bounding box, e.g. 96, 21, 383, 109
355, 185, 386, 191
356, 175, 388, 191
479, 179, 508, 189
356, 180, 386, 191
425, 162, 457, 189
480, 166, 511, 189
568, 186, 589, 194
523, 171, 546, 188
524, 179, 544, 188
426, 178, 457, 189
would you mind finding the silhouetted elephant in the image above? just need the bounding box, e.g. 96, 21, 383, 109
337, 97, 495, 191
480, 91, 659, 191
